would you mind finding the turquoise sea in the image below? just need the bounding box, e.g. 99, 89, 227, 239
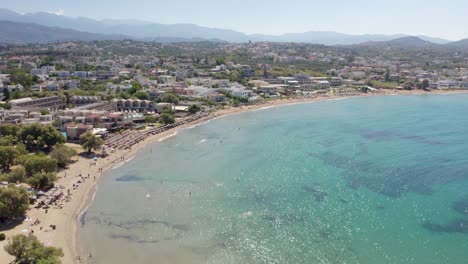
79, 94, 468, 264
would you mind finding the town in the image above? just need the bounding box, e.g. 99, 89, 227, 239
1, 39, 468, 263
1, 40, 468, 133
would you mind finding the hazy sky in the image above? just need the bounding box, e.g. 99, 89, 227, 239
2, 0, 468, 40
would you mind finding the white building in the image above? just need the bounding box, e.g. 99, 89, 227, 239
57, 71, 70, 79
46, 83, 60, 91
437, 80, 458, 89
3, 84, 24, 93
73, 71, 90, 78
314, 81, 330, 90
65, 80, 80, 89
31, 68, 47, 76
230, 87, 252, 99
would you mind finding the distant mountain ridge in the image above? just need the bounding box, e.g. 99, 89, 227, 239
358, 36, 440, 48
0, 8, 464, 45
0, 20, 126, 43
446, 38, 468, 49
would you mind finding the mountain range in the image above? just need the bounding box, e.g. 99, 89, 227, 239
0, 20, 125, 44
0, 8, 467, 47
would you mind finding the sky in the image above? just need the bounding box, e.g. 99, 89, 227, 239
1, 0, 468, 40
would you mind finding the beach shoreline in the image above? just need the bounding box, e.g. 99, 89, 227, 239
1, 89, 467, 264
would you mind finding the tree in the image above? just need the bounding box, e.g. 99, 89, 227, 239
421, 79, 430, 90
0, 186, 29, 222
128, 81, 142, 95
144, 115, 156, 123
27, 172, 57, 190
230, 71, 242, 83
17, 124, 65, 151
385, 68, 390, 82
134, 91, 149, 100
9, 70, 33, 89
5, 167, 26, 183
159, 113, 175, 125
119, 92, 131, 99
23, 155, 58, 176
80, 132, 103, 153
0, 135, 16, 146
216, 57, 225, 66
40, 109, 50, 115
0, 124, 20, 137
188, 104, 201, 114
2, 88, 10, 100
403, 81, 415, 90
50, 145, 77, 168
0, 146, 19, 171
160, 93, 179, 105
4, 234, 64, 264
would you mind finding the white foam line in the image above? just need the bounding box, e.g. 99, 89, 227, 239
90, 185, 98, 202
327, 97, 348, 101
260, 105, 274, 110
79, 185, 98, 221
158, 131, 178, 142
125, 155, 135, 162
112, 162, 124, 170
186, 120, 211, 129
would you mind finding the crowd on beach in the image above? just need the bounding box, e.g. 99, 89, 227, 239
24, 169, 103, 262
105, 112, 209, 150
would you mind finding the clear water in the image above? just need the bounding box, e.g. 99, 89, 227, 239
79, 95, 468, 264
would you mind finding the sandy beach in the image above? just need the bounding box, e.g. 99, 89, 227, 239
1, 89, 467, 264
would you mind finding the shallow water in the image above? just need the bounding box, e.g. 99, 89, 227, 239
79, 95, 468, 264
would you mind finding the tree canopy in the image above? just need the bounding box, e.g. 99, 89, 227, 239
27, 172, 57, 191
188, 104, 201, 114
17, 124, 65, 151
23, 155, 58, 177
9, 70, 34, 89
4, 234, 64, 264
159, 113, 175, 125
160, 93, 179, 105
133, 91, 149, 100
128, 81, 142, 95
0, 185, 29, 222
0, 124, 20, 137
144, 115, 156, 123
1, 167, 26, 184
403, 81, 415, 90
49, 145, 77, 168
0, 146, 20, 171
80, 132, 103, 153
